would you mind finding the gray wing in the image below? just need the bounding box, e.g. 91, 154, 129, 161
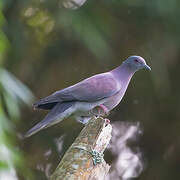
34, 72, 121, 109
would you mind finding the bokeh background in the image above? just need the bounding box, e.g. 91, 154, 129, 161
1, 0, 180, 179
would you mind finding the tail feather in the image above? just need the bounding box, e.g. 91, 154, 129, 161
25, 102, 75, 138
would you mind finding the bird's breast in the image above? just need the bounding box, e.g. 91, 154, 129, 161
103, 87, 127, 111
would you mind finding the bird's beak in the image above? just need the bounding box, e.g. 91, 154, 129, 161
144, 64, 151, 71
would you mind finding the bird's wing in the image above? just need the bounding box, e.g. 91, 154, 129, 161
34, 72, 121, 109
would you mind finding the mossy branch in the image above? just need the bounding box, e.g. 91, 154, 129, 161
50, 117, 112, 180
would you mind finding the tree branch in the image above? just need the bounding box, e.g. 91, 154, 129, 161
50, 117, 112, 180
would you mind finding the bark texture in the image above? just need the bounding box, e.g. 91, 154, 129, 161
50, 117, 112, 180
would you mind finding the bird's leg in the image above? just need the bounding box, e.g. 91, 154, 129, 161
97, 105, 110, 124
90, 105, 109, 121
97, 104, 109, 117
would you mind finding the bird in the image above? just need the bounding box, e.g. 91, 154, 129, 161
25, 55, 151, 137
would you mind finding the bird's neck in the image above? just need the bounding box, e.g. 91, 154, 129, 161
111, 63, 135, 84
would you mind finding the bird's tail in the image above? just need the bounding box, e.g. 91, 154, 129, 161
24, 101, 75, 138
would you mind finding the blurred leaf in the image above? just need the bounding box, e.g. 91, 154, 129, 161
27, 10, 51, 27
0, 68, 35, 105
0, 107, 11, 136
3, 91, 20, 120
0, 11, 5, 27
0, 1, 34, 179
72, 14, 111, 58
24, 9, 55, 43
59, 10, 112, 59
63, 0, 87, 9
0, 161, 8, 170
0, 32, 9, 63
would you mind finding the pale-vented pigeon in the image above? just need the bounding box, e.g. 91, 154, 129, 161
25, 56, 151, 137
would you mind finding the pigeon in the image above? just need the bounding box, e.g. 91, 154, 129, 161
25, 56, 151, 137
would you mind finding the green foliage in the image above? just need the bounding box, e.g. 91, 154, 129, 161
0, 1, 34, 179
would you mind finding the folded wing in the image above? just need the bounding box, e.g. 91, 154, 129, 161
34, 72, 121, 110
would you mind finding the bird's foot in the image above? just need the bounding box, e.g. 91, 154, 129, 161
97, 104, 109, 117
90, 105, 109, 118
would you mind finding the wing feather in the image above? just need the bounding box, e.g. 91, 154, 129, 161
34, 72, 120, 109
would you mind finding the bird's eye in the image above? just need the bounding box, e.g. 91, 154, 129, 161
134, 59, 139, 63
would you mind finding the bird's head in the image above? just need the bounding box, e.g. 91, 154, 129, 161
123, 56, 151, 71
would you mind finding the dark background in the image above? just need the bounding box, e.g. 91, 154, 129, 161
1, 0, 180, 179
